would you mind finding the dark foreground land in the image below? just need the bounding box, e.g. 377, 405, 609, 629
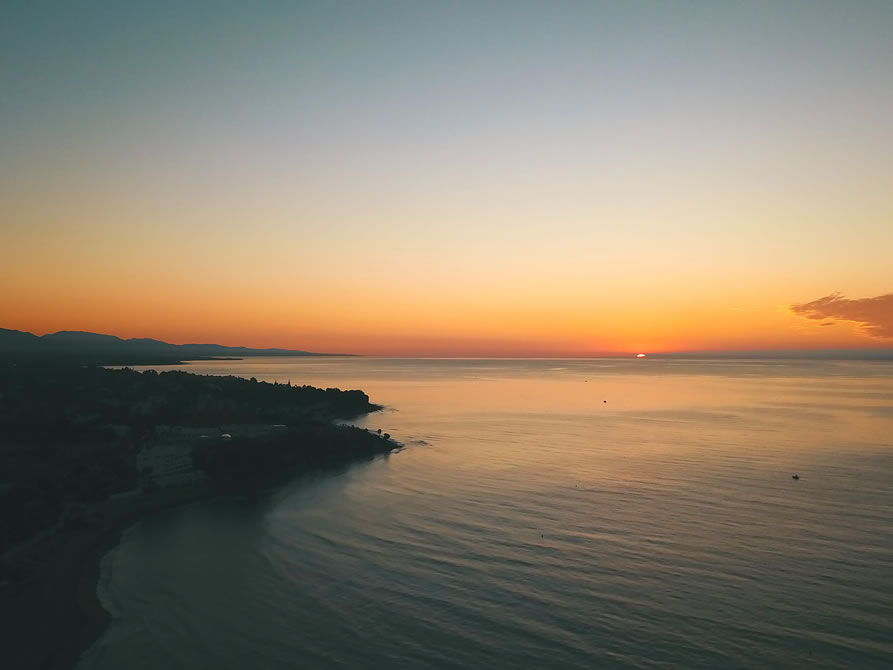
0, 361, 395, 669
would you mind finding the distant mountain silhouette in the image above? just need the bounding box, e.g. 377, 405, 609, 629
0, 328, 41, 345
0, 328, 347, 364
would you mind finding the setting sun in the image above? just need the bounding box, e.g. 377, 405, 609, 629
2, 4, 893, 670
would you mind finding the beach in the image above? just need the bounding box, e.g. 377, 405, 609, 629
1, 484, 216, 670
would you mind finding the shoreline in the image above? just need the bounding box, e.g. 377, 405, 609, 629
0, 362, 393, 669
1, 483, 220, 670
3, 439, 397, 670
67, 486, 223, 669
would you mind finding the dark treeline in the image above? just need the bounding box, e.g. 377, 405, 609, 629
1, 364, 377, 437
194, 424, 395, 491
0, 362, 387, 553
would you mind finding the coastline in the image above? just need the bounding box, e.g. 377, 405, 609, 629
1, 483, 219, 670
0, 363, 393, 669
68, 486, 224, 670
3, 436, 398, 670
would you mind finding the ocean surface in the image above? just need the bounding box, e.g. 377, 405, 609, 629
78, 358, 893, 669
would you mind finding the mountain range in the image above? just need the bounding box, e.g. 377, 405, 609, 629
0, 328, 344, 365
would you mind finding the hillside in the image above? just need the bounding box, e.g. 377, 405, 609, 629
0, 328, 347, 365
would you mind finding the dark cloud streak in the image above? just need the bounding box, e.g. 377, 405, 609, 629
790, 292, 893, 339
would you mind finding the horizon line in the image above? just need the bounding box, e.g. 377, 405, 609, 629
3, 326, 892, 360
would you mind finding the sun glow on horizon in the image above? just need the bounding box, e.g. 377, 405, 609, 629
1, 3, 891, 355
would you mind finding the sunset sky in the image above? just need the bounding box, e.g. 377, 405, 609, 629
2, 1, 892, 356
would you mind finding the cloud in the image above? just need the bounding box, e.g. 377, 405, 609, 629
790, 292, 893, 339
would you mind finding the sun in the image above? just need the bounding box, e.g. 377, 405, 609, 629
636, 353, 647, 358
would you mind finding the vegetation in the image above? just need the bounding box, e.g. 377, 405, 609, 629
194, 423, 394, 490
0, 362, 387, 554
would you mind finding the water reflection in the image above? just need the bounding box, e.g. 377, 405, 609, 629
83, 358, 893, 670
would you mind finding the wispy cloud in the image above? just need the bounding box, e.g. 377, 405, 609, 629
790, 292, 893, 339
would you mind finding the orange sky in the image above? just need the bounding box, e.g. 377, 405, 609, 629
2, 276, 890, 356
2, 3, 892, 356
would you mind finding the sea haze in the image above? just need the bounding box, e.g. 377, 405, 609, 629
79, 358, 893, 669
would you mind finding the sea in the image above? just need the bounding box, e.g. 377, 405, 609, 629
77, 357, 893, 669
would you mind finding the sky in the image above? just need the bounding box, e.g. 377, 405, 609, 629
2, 1, 892, 356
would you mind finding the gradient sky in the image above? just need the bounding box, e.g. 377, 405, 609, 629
2, 1, 892, 355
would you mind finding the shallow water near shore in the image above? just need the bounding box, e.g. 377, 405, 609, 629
78, 358, 893, 669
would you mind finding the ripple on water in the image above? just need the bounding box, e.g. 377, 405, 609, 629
80, 359, 893, 670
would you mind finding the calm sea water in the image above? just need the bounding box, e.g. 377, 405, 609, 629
79, 358, 893, 669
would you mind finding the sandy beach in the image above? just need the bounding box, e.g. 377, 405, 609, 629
1, 485, 214, 670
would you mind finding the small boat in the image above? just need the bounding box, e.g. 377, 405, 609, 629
792, 474, 800, 480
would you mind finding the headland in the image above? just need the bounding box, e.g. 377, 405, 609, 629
0, 360, 395, 669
